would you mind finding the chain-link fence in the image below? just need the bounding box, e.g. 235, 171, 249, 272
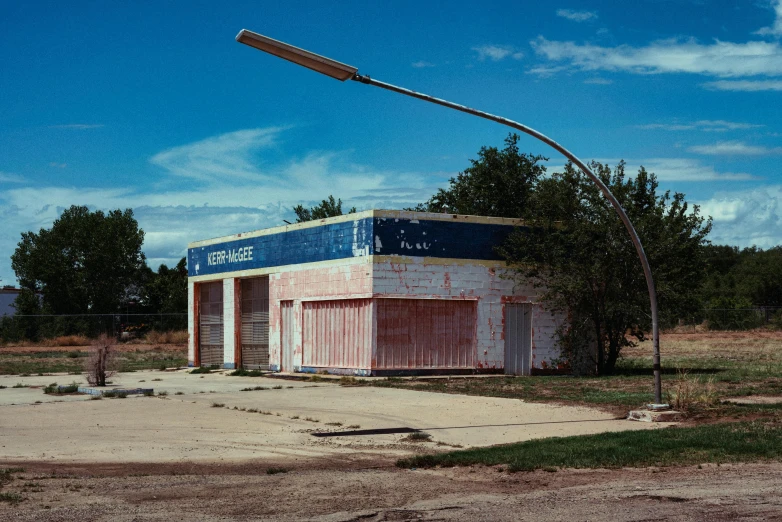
674, 307, 782, 331
0, 313, 187, 343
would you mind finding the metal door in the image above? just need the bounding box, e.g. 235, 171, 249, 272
504, 303, 532, 375
198, 282, 224, 367
240, 277, 269, 369
280, 300, 294, 372
302, 299, 372, 369
375, 298, 477, 369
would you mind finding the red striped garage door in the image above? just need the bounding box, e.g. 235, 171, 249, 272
302, 299, 372, 370
375, 298, 476, 370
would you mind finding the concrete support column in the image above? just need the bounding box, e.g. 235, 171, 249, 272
292, 300, 303, 371
187, 281, 196, 367
223, 278, 236, 369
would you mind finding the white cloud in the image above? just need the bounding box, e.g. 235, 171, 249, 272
556, 9, 598, 22
697, 186, 782, 248
688, 141, 782, 155
583, 77, 613, 85
48, 124, 104, 129
550, 158, 757, 182
0, 171, 25, 183
0, 128, 448, 281
755, 0, 782, 37
472, 45, 524, 61
411, 60, 435, 68
530, 36, 782, 78
636, 120, 764, 132
702, 79, 782, 91
149, 127, 285, 182
621, 158, 757, 181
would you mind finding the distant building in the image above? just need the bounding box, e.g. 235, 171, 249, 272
187, 210, 565, 376
0, 287, 23, 317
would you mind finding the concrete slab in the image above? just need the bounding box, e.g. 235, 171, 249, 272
0, 370, 673, 464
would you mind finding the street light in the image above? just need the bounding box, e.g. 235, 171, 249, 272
235, 29, 666, 407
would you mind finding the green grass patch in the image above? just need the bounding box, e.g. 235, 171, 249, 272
0, 492, 23, 503
43, 382, 80, 394
398, 422, 782, 472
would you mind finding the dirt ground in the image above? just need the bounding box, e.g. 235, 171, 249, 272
1, 460, 781, 521
2, 333, 781, 520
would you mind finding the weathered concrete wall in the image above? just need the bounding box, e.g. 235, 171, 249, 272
187, 281, 195, 366
372, 257, 563, 370
187, 210, 565, 372
268, 258, 373, 372
222, 278, 236, 369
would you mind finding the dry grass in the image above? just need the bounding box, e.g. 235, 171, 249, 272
666, 369, 719, 411
143, 330, 188, 345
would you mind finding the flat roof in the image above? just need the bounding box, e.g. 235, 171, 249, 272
188, 209, 526, 249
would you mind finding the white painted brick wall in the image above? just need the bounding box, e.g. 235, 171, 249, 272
187, 281, 195, 366
372, 261, 565, 370
223, 278, 235, 368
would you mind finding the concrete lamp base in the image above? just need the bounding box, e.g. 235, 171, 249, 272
628, 409, 684, 423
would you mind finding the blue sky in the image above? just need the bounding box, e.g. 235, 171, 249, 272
1, 0, 782, 284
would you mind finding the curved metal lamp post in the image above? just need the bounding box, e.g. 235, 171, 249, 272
235, 29, 664, 405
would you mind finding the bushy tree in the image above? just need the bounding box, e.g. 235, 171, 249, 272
293, 195, 356, 223
11, 206, 147, 315
413, 134, 547, 218
415, 135, 712, 374
500, 161, 712, 374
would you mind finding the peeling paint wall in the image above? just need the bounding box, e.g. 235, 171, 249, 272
372, 259, 563, 370
222, 278, 236, 369
187, 281, 195, 366
187, 210, 565, 372
268, 258, 373, 372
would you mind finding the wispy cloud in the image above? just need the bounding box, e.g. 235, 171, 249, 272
583, 77, 613, 85
472, 45, 524, 61
755, 0, 782, 37
550, 158, 757, 182
556, 9, 598, 22
623, 158, 758, 181
530, 36, 782, 78
702, 79, 782, 91
48, 162, 67, 169
636, 120, 764, 132
0, 171, 25, 183
411, 60, 435, 68
688, 141, 782, 155
0, 128, 448, 280
697, 185, 782, 248
48, 124, 104, 129
149, 127, 284, 182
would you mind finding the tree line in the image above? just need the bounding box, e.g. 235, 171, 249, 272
1, 206, 186, 341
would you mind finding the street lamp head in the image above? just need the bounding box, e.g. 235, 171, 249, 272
235, 29, 358, 81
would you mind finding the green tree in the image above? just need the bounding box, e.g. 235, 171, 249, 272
413, 133, 547, 218
11, 206, 147, 316
500, 161, 712, 374
140, 258, 188, 324
293, 195, 356, 223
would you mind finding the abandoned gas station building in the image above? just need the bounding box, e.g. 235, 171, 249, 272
187, 210, 563, 376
